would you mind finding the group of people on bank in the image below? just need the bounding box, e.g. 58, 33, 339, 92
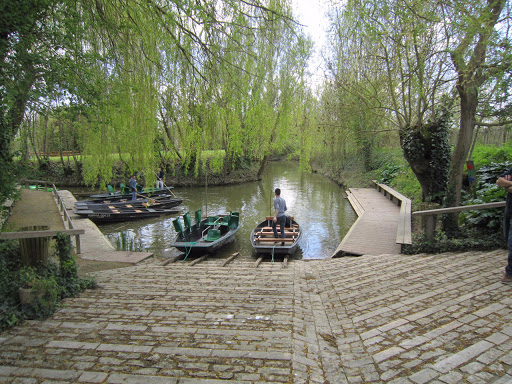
128, 167, 165, 201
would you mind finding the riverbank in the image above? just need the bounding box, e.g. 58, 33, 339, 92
4, 189, 157, 275
22, 158, 264, 189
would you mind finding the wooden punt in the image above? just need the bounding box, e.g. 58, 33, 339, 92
250, 216, 302, 255
73, 207, 179, 223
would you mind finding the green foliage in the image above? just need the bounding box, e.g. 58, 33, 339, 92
377, 164, 403, 185
0, 235, 96, 332
376, 162, 423, 205
472, 145, 512, 168
403, 228, 503, 255
459, 161, 512, 231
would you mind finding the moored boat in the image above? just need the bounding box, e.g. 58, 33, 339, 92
89, 184, 174, 200
74, 195, 182, 210
171, 210, 240, 258
73, 206, 179, 223
250, 216, 302, 255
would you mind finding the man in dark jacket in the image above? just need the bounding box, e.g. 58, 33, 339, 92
497, 168, 512, 283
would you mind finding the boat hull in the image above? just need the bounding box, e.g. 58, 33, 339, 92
75, 197, 182, 210
89, 187, 173, 200
73, 208, 179, 223
250, 217, 302, 255
171, 214, 240, 256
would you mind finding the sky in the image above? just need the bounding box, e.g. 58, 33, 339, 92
291, 0, 332, 87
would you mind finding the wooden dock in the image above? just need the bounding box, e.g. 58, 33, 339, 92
333, 188, 403, 257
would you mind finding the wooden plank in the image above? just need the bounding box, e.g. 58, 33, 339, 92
0, 229, 85, 240
254, 256, 264, 268
190, 255, 208, 266
222, 252, 239, 267
346, 189, 365, 217
333, 188, 402, 257
412, 201, 505, 216
396, 198, 412, 245
260, 226, 298, 231
256, 231, 297, 237
373, 181, 409, 203
255, 237, 296, 242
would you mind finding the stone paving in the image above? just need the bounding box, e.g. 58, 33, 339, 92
1, 248, 512, 383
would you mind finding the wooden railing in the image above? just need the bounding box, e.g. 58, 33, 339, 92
20, 179, 54, 191
51, 184, 83, 253
373, 181, 412, 248
412, 201, 506, 240
0, 183, 84, 254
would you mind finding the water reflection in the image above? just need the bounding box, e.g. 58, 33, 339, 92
96, 161, 356, 259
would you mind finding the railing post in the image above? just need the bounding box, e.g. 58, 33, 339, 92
425, 215, 435, 240
75, 235, 81, 254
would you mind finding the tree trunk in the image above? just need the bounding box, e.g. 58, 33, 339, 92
443, 0, 506, 232
400, 115, 451, 204
443, 86, 479, 232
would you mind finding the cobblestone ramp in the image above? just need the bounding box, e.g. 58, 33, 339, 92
1, 249, 512, 383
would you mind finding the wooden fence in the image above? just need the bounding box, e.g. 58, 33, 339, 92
412, 201, 506, 240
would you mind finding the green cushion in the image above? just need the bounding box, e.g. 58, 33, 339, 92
205, 229, 221, 242
183, 212, 192, 230
172, 218, 184, 235
206, 216, 219, 226
228, 214, 239, 229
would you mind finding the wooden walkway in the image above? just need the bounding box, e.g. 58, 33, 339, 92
332, 188, 402, 256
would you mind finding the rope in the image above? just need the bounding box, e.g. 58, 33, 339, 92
182, 242, 196, 262
271, 243, 278, 263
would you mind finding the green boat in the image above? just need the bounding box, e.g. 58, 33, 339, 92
171, 210, 240, 258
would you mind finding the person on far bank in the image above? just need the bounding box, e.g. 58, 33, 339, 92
496, 169, 512, 283
156, 167, 164, 189
129, 175, 137, 201
273, 188, 287, 238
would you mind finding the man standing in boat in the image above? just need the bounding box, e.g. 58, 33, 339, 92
129, 175, 137, 201
156, 167, 164, 189
273, 188, 287, 238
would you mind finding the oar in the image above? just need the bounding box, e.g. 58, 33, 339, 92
135, 193, 156, 206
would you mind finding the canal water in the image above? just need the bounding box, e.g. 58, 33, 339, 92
89, 161, 356, 260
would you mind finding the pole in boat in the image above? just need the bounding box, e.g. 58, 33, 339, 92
270, 187, 273, 216
155, 171, 176, 197
205, 160, 208, 218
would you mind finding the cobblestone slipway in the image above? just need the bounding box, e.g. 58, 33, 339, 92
1, 249, 512, 383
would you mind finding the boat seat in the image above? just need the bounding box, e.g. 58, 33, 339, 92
120, 183, 130, 194
205, 229, 221, 242
219, 211, 240, 226
183, 212, 192, 231
260, 227, 297, 231
206, 216, 220, 226
107, 185, 115, 195
173, 218, 184, 236
195, 209, 202, 225
254, 237, 295, 242
227, 214, 239, 229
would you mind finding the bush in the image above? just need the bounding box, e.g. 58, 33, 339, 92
403, 228, 504, 255
0, 234, 96, 332
471, 144, 512, 168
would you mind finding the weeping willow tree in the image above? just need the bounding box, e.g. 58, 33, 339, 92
157, 0, 313, 179
3, 0, 312, 192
